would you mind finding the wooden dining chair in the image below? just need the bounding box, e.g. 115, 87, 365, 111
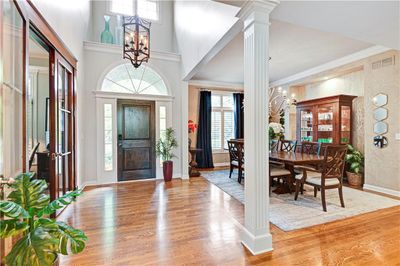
294, 145, 348, 212
300, 141, 321, 155
269, 165, 293, 193
227, 140, 240, 179
280, 140, 297, 152
270, 139, 280, 151
237, 142, 245, 184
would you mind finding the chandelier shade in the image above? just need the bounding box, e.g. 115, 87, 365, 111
123, 16, 151, 68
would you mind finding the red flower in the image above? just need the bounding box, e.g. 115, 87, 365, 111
188, 120, 198, 133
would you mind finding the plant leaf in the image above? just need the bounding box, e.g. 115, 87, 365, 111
5, 226, 59, 266
54, 221, 88, 255
0, 219, 29, 238
0, 201, 30, 219
37, 190, 83, 217
8, 173, 50, 217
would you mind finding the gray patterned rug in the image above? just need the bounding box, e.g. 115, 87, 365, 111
202, 170, 400, 231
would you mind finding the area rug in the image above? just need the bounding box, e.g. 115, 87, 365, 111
202, 170, 400, 231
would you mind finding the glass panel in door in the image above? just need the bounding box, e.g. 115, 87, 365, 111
56, 62, 72, 197
317, 106, 334, 143
340, 106, 351, 144
1, 0, 25, 259
300, 109, 313, 142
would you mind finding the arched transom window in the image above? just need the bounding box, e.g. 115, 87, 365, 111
101, 63, 168, 96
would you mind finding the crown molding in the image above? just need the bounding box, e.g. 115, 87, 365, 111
270, 45, 391, 87
83, 41, 181, 62
189, 79, 244, 90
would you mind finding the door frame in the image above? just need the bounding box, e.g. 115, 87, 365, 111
15, 0, 78, 199
95, 93, 173, 184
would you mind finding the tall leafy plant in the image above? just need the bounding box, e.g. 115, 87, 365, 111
345, 144, 364, 174
156, 127, 178, 161
0, 173, 87, 266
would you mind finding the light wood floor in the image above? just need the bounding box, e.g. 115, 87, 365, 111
58, 177, 400, 265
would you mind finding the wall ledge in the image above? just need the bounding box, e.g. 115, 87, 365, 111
363, 184, 400, 198
83, 41, 181, 62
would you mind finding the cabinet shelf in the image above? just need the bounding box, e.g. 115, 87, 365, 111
296, 95, 357, 145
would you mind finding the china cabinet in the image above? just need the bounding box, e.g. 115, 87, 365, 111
296, 95, 357, 145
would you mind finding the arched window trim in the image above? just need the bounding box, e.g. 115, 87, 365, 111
98, 61, 171, 97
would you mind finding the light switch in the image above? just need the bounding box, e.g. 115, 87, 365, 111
396, 133, 400, 140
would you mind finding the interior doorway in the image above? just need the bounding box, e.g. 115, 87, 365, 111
117, 100, 156, 181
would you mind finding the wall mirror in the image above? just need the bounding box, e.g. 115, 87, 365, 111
374, 121, 388, 135
373, 107, 388, 121
374, 135, 388, 148
372, 93, 388, 107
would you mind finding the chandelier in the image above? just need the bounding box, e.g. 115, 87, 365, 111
269, 87, 297, 118
123, 16, 151, 68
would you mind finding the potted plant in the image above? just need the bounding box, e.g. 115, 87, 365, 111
0, 172, 87, 266
156, 127, 178, 182
345, 144, 364, 187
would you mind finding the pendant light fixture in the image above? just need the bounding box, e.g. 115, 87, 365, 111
123, 15, 151, 68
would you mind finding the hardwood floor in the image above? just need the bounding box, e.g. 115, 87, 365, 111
58, 177, 400, 265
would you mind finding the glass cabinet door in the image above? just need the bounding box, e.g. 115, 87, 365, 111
340, 105, 351, 144
300, 109, 313, 142
317, 105, 334, 143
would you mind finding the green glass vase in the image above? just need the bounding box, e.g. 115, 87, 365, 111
100, 15, 114, 44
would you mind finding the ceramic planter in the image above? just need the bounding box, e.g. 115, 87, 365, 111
163, 161, 173, 182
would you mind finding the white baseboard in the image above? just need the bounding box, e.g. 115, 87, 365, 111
80, 176, 184, 188
214, 162, 230, 167
363, 184, 400, 198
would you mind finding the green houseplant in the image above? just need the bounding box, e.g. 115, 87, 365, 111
0, 172, 87, 266
345, 144, 364, 187
156, 127, 178, 182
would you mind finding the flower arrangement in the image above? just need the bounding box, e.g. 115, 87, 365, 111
269, 122, 284, 140
188, 120, 197, 134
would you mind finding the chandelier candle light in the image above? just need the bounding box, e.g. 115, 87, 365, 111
123, 16, 151, 68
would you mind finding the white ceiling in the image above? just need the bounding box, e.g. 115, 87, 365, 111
192, 19, 373, 84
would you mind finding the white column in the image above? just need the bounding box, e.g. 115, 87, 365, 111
181, 81, 189, 179
236, 0, 279, 255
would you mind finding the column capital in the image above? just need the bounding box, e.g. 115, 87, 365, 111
236, 0, 279, 27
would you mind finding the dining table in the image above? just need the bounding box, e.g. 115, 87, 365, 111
269, 151, 325, 194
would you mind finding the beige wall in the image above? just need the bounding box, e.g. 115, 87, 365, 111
286, 50, 400, 192
188, 85, 242, 165
363, 51, 400, 192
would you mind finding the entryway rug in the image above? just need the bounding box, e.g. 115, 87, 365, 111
202, 170, 400, 231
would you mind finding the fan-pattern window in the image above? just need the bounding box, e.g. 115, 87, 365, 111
101, 64, 168, 96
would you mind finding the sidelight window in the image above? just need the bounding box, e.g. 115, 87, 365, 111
104, 104, 113, 171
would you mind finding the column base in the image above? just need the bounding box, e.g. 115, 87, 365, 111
241, 227, 273, 255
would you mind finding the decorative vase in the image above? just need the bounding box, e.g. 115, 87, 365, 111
188, 137, 192, 148
163, 161, 173, 182
114, 15, 123, 45
100, 15, 114, 44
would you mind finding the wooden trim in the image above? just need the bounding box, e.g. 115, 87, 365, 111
22, 0, 77, 68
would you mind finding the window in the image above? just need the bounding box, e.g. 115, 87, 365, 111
211, 93, 234, 151
109, 0, 160, 21
104, 104, 113, 171
101, 63, 168, 96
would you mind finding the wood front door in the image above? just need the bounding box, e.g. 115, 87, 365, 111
117, 100, 156, 181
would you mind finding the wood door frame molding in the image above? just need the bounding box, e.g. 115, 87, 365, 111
16, 0, 77, 68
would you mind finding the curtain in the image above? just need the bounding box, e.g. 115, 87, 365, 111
233, 93, 244, 139
196, 91, 214, 168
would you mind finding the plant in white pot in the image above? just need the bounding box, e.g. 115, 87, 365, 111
155, 127, 178, 182
345, 144, 364, 187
